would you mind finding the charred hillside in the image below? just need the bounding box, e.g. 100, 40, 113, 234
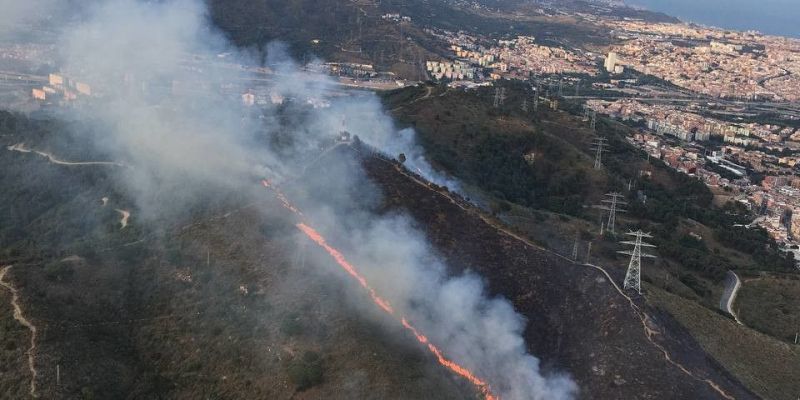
348, 146, 757, 400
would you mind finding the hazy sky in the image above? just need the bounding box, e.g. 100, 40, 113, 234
627, 0, 800, 38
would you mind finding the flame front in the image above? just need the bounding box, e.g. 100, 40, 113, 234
262, 180, 498, 400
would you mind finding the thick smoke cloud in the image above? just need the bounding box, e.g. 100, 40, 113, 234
0, 0, 58, 36
314, 214, 577, 399
41, 0, 577, 398
57, 0, 278, 220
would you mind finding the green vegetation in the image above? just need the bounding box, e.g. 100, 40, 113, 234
737, 276, 800, 342
385, 82, 601, 216
280, 313, 304, 337
384, 81, 796, 326
287, 351, 324, 391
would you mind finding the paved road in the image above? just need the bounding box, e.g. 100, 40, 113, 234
719, 270, 743, 325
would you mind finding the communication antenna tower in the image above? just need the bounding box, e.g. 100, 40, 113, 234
618, 230, 657, 294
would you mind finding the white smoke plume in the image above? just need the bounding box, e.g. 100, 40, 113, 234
311, 214, 577, 399
0, 0, 60, 37
25, 0, 577, 398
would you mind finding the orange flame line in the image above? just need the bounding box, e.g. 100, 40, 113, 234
297, 223, 496, 400
262, 180, 498, 400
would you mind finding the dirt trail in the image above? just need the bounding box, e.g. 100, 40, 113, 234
390, 86, 433, 112
0, 266, 39, 398
116, 209, 131, 229
8, 143, 123, 167
381, 158, 737, 400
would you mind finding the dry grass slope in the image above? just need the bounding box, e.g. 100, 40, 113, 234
647, 286, 800, 400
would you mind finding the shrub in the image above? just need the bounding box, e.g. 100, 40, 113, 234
44, 261, 74, 282
287, 351, 324, 391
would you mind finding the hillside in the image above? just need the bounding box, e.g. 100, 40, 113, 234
382, 82, 800, 398
206, 0, 612, 79
0, 112, 476, 399
353, 146, 756, 399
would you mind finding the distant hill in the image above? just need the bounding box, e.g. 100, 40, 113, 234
206, 0, 613, 78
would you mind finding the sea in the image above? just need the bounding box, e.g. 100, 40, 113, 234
625, 0, 800, 38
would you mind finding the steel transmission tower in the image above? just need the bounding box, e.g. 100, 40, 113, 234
618, 231, 657, 294
590, 111, 597, 132
571, 232, 579, 260
521, 98, 528, 112
598, 192, 627, 234
591, 136, 609, 170
493, 87, 506, 108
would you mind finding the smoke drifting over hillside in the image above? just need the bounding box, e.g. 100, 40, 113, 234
24, 0, 577, 398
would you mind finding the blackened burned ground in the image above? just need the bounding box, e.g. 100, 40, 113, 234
360, 152, 757, 400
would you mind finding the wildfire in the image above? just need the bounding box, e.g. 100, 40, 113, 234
262, 179, 498, 400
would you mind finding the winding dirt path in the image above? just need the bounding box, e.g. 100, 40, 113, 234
376, 156, 737, 400
0, 266, 38, 398
8, 143, 123, 167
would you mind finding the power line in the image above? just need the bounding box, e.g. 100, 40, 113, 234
618, 230, 657, 294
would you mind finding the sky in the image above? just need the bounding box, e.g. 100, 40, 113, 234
626, 0, 800, 38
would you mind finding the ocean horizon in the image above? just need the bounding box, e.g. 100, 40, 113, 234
626, 0, 800, 38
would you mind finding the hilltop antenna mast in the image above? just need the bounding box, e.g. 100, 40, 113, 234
618, 230, 657, 294
597, 192, 627, 234
591, 136, 609, 170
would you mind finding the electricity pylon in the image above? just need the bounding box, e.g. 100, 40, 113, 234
571, 232, 579, 260
493, 87, 506, 108
591, 136, 609, 170
618, 231, 657, 294
598, 192, 627, 235
590, 111, 597, 132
